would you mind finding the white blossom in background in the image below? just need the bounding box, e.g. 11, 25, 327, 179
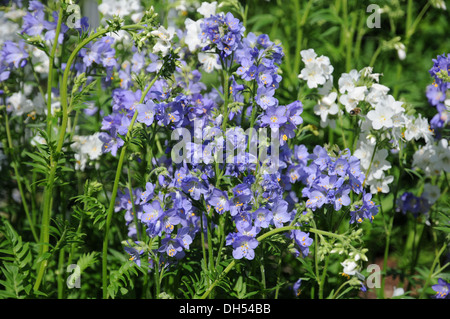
422, 183, 441, 204
98, 0, 142, 21
72, 133, 104, 171
412, 139, 450, 176
7, 92, 34, 116
30, 46, 50, 76
197, 1, 218, 17
298, 49, 333, 89
184, 18, 203, 52
404, 114, 433, 144
367, 172, 394, 194
198, 52, 222, 73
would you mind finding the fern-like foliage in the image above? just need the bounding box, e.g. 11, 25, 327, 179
71, 180, 107, 230
0, 219, 35, 299
107, 260, 139, 299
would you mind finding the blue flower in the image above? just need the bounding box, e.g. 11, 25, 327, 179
207, 188, 230, 214
124, 244, 144, 266
260, 105, 287, 131
2, 40, 28, 68
271, 199, 291, 228
231, 235, 259, 260
293, 279, 302, 297
255, 86, 277, 110
397, 192, 430, 217
160, 208, 182, 234
290, 230, 313, 257
98, 130, 124, 157
432, 278, 450, 299
141, 200, 163, 226
136, 100, 156, 126
253, 207, 273, 229
158, 237, 184, 258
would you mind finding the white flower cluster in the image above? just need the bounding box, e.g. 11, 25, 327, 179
299, 48, 438, 195
412, 138, 450, 176
183, 1, 221, 73
71, 133, 104, 171
341, 67, 434, 194
298, 48, 334, 89
98, 0, 143, 22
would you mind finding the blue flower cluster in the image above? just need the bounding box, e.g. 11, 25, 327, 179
427, 53, 449, 137
200, 12, 246, 59
0, 40, 28, 85
106, 12, 376, 267
104, 13, 315, 264
396, 191, 430, 218
21, 1, 69, 44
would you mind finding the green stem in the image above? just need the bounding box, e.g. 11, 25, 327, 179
3, 110, 38, 242
34, 23, 145, 293
102, 74, 159, 299
419, 243, 447, 299
318, 253, 331, 299
46, 6, 63, 137
200, 225, 343, 299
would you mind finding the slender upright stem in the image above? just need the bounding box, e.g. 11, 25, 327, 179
419, 243, 447, 299
102, 75, 159, 298
46, 6, 63, 137
3, 110, 38, 242
200, 225, 343, 299
34, 24, 145, 293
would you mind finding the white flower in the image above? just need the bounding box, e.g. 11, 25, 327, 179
98, 0, 142, 18
368, 172, 394, 194
436, 139, 450, 173
184, 18, 203, 52
151, 26, 175, 56
298, 63, 326, 88
339, 86, 367, 113
412, 143, 436, 175
317, 76, 334, 96
368, 149, 392, 180
198, 52, 222, 73
314, 91, 339, 124
338, 69, 360, 94
31, 46, 49, 75
354, 139, 376, 169
300, 48, 317, 64
341, 260, 358, 276
365, 83, 390, 106
422, 183, 441, 204
316, 55, 334, 78
404, 114, 433, 143
197, 1, 217, 18
7, 92, 34, 116
72, 133, 104, 171
81, 133, 104, 161
298, 49, 333, 88
392, 287, 405, 297
366, 103, 394, 130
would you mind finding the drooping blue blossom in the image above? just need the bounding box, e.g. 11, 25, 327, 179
290, 230, 313, 257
